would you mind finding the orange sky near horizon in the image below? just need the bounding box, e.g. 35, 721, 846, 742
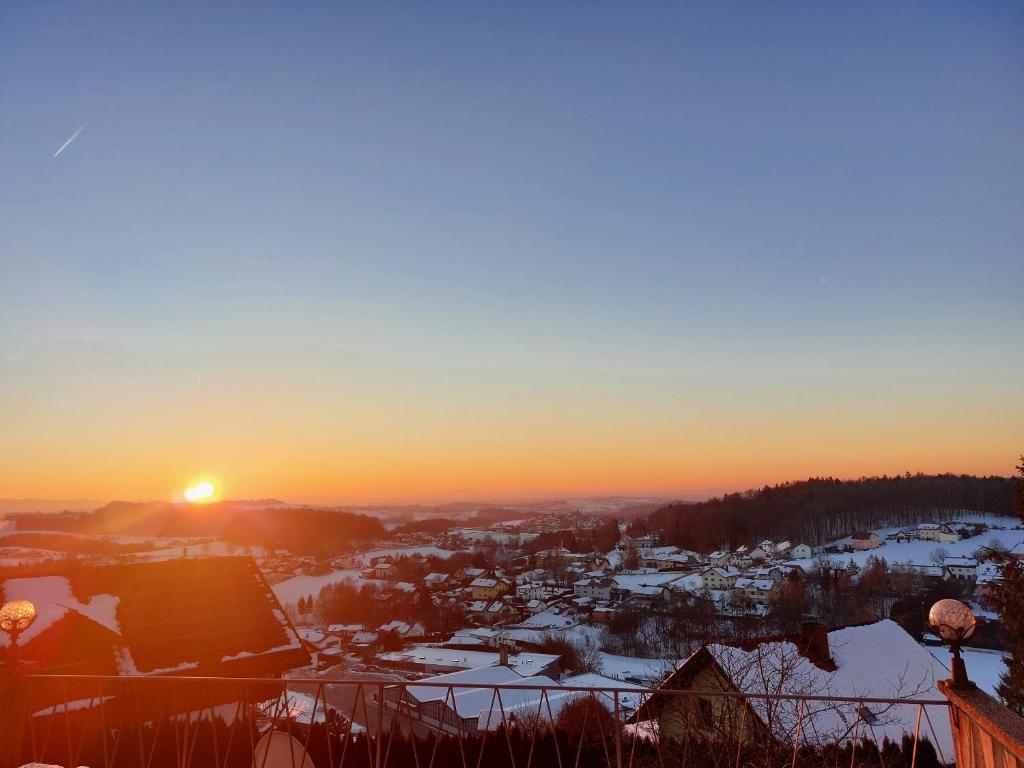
1, 344, 1019, 505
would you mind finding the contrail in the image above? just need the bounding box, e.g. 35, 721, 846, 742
53, 121, 89, 158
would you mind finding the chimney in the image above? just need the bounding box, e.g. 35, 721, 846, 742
800, 622, 833, 668
499, 645, 510, 666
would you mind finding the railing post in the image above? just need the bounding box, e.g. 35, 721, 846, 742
0, 667, 28, 768
614, 691, 622, 768
376, 683, 385, 768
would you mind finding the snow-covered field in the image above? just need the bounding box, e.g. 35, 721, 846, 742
926, 646, 1009, 698
786, 515, 1024, 571
347, 546, 457, 565
272, 569, 387, 606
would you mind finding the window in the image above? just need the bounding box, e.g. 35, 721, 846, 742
698, 697, 713, 726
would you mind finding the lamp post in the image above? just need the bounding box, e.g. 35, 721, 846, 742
0, 600, 37, 666
929, 598, 976, 690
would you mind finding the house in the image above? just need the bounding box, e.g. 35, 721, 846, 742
525, 599, 547, 613
748, 546, 770, 562
383, 663, 582, 735
373, 562, 394, 579
772, 541, 792, 558
917, 523, 960, 544
639, 620, 952, 755
326, 623, 363, 640
424, 572, 448, 590
0, 557, 309, 678
702, 566, 740, 590
890, 562, 945, 579
707, 551, 732, 566
850, 531, 882, 550
573, 576, 614, 601
351, 630, 379, 647
789, 543, 813, 560
469, 577, 511, 601
640, 546, 700, 571
733, 577, 777, 603
942, 556, 977, 581
379, 620, 426, 639
516, 582, 545, 601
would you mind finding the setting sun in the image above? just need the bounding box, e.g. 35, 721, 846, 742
184, 481, 216, 503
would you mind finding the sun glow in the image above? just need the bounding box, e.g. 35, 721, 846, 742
184, 481, 216, 503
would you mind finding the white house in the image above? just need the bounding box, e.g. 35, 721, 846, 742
574, 576, 615, 601
702, 566, 740, 590
943, 556, 977, 581
917, 523, 960, 544
707, 550, 732, 566
790, 543, 813, 560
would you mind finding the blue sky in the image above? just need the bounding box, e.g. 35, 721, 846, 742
1, 2, 1022, 501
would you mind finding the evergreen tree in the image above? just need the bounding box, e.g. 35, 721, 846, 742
992, 455, 1024, 713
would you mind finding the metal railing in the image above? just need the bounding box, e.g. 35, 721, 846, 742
2, 674, 954, 768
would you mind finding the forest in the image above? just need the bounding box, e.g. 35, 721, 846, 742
648, 473, 1015, 552
12, 501, 386, 552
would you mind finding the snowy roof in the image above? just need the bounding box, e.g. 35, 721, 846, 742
380, 646, 559, 676
943, 557, 976, 567
709, 566, 740, 578
735, 578, 775, 590
328, 624, 363, 633
1, 558, 309, 676
470, 578, 498, 588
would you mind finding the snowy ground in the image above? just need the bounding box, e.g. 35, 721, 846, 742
926, 646, 1009, 697
785, 515, 1024, 571
272, 569, 387, 606
347, 546, 457, 565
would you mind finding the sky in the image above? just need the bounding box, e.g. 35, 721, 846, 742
1, 2, 1022, 504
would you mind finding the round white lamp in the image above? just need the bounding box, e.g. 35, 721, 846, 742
928, 598, 976, 690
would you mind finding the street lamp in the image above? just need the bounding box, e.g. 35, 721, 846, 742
929, 598, 976, 690
0, 600, 37, 664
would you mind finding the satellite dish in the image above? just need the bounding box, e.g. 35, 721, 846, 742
252, 730, 315, 768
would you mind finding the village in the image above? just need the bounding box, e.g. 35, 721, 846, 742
260, 513, 1022, 692
1, 500, 1021, 756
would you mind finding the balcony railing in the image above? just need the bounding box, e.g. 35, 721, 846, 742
2, 674, 955, 768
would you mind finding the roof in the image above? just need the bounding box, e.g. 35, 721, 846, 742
379, 646, 559, 676
943, 557, 976, 567
470, 577, 498, 588
851, 531, 878, 540
735, 578, 775, 590
1, 557, 308, 675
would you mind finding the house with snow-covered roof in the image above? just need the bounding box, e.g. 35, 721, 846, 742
0, 557, 308, 679
639, 620, 952, 756
917, 522, 960, 544
734, 577, 778, 603
379, 620, 426, 638
942, 556, 977, 581
470, 576, 511, 600
850, 531, 882, 550
702, 566, 741, 590
707, 550, 732, 566
789, 543, 813, 560
424, 572, 448, 589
